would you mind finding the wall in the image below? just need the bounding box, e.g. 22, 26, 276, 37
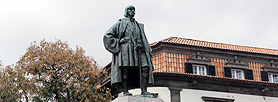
152, 52, 266, 81
181, 88, 278, 102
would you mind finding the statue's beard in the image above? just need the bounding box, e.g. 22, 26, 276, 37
128, 14, 135, 18
128, 12, 135, 18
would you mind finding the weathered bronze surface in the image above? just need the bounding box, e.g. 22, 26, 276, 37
103, 5, 154, 97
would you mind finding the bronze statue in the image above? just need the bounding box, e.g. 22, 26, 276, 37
103, 5, 154, 96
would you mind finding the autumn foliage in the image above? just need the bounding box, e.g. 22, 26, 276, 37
0, 40, 112, 102
0, 65, 23, 102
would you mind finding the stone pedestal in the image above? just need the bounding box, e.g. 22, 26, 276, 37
112, 96, 164, 102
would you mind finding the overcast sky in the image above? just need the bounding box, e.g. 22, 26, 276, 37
0, 0, 278, 67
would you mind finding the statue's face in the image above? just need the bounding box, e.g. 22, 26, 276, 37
127, 7, 135, 17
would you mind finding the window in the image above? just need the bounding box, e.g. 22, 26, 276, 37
231, 69, 244, 79
268, 73, 278, 83
185, 63, 216, 76
224, 67, 253, 80
193, 65, 207, 75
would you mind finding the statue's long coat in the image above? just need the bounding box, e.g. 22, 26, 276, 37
103, 18, 154, 87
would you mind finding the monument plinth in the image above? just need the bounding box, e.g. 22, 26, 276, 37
112, 96, 164, 102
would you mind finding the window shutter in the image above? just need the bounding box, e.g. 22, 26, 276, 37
244, 69, 253, 80
261, 71, 269, 81
224, 67, 232, 77
185, 63, 193, 73
207, 65, 216, 76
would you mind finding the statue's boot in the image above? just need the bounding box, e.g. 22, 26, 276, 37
122, 79, 132, 96
141, 77, 152, 95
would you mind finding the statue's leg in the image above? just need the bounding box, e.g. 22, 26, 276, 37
141, 66, 151, 95
122, 67, 133, 96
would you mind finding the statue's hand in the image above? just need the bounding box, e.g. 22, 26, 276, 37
135, 44, 142, 50
120, 38, 127, 44
135, 39, 143, 50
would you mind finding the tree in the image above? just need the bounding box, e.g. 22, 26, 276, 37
15, 39, 112, 101
0, 61, 33, 102
0, 66, 23, 102
0, 60, 3, 72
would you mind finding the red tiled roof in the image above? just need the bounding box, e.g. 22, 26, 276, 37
97, 71, 278, 88
154, 72, 278, 86
150, 36, 278, 55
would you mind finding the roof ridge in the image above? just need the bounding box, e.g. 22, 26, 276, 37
171, 36, 278, 51
162, 36, 175, 41
151, 36, 278, 55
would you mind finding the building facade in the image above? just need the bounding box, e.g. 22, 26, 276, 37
98, 36, 278, 102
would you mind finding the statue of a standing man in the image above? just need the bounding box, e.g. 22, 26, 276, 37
103, 5, 154, 96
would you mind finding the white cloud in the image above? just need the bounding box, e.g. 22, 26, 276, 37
0, 0, 278, 67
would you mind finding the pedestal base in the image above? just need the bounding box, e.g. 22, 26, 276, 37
112, 96, 164, 102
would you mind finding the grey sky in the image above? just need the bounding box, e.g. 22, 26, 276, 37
0, 0, 278, 67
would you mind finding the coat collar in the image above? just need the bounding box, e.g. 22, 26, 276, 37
122, 17, 136, 22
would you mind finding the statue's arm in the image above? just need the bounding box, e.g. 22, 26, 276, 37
103, 21, 121, 54
139, 23, 152, 53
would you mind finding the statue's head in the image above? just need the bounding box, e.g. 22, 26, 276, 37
124, 5, 135, 18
